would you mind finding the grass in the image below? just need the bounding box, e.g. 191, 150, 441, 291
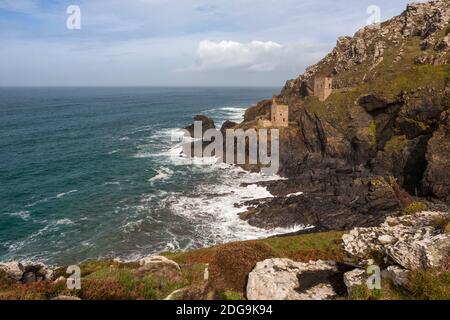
218, 291, 244, 300
384, 135, 408, 154
165, 231, 344, 297
407, 268, 450, 300
362, 37, 449, 98
207, 241, 277, 294
164, 231, 344, 266
348, 279, 408, 300
368, 121, 377, 146
403, 201, 428, 216
0, 230, 448, 300
348, 269, 450, 301
432, 216, 450, 234
0, 231, 344, 300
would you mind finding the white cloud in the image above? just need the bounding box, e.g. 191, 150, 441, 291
192, 40, 283, 72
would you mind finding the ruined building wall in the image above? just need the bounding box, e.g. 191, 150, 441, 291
314, 77, 333, 101
271, 103, 289, 127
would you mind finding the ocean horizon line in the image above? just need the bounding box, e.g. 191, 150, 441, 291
0, 85, 282, 89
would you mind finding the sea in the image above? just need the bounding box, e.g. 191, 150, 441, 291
0, 87, 302, 265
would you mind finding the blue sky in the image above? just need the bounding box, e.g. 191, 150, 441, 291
0, 0, 423, 86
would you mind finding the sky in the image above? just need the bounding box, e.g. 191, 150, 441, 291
0, 0, 425, 87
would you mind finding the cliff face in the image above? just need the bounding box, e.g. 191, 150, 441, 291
280, 0, 450, 97
239, 0, 450, 230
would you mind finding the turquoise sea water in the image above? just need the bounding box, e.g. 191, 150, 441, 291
0, 87, 300, 265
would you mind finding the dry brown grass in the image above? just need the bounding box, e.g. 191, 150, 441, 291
79, 279, 129, 300
0, 231, 345, 300
207, 241, 277, 294
0, 280, 67, 300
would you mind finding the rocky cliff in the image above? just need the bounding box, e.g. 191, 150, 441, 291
237, 0, 450, 230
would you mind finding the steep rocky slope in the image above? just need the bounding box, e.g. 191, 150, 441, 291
238, 0, 450, 230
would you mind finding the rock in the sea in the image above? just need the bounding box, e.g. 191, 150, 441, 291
247, 259, 350, 300
385, 266, 410, 288
183, 115, 216, 138
138, 256, 181, 273
220, 120, 238, 135
343, 269, 366, 295
343, 211, 450, 270
0, 261, 24, 281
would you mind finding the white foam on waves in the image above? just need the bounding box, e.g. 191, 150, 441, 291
164, 166, 305, 249
26, 190, 78, 207
4, 211, 31, 220
149, 167, 174, 182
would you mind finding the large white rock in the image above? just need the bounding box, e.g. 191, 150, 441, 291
247, 259, 340, 300
342, 211, 450, 270
343, 269, 366, 295
0, 261, 24, 281
378, 235, 395, 245
39, 266, 56, 281
386, 266, 410, 288
138, 255, 181, 273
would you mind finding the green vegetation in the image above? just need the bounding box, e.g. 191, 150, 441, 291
164, 231, 345, 265
384, 135, 408, 154
0, 231, 344, 300
361, 37, 449, 99
369, 176, 395, 189
218, 291, 244, 300
408, 268, 450, 300
368, 121, 377, 146
403, 201, 428, 216
348, 279, 408, 300
0, 230, 448, 300
432, 216, 450, 234
349, 267, 450, 301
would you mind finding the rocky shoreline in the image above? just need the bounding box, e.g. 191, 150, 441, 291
0, 0, 449, 301
1, 210, 448, 300
182, 0, 450, 232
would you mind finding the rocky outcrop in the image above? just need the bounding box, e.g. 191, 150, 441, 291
138, 255, 181, 273
184, 115, 216, 137
0, 261, 56, 283
220, 120, 238, 135
339, 211, 449, 295
385, 265, 410, 288
282, 0, 449, 96
247, 259, 353, 300
0, 262, 24, 281
343, 268, 366, 295
237, 0, 450, 231
244, 99, 272, 122
181, 1, 449, 233
358, 94, 396, 112
423, 110, 450, 202
239, 176, 408, 231
343, 211, 450, 270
